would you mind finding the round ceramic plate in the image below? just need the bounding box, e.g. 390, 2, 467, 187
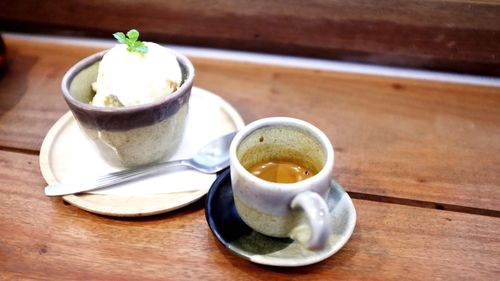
40, 87, 245, 217
205, 169, 356, 267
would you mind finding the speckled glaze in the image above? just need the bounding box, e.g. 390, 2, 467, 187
61, 48, 194, 167
229, 117, 335, 250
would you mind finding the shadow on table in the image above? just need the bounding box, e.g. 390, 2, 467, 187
0, 49, 36, 118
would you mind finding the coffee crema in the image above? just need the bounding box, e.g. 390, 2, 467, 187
247, 159, 317, 183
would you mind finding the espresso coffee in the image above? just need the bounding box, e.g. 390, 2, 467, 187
237, 126, 325, 184
248, 159, 317, 183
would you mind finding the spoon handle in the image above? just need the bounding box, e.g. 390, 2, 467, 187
44, 159, 187, 196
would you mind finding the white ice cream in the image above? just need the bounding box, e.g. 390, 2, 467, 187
91, 42, 182, 107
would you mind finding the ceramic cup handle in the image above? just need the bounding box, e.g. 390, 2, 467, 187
290, 191, 332, 250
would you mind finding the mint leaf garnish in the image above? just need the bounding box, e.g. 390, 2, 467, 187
113, 32, 127, 44
126, 29, 139, 41
113, 29, 148, 54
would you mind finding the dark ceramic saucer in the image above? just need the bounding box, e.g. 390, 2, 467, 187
205, 169, 356, 267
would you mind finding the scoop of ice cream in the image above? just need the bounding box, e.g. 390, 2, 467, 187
91, 42, 182, 107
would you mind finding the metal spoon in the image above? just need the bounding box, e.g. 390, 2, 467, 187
44, 132, 236, 196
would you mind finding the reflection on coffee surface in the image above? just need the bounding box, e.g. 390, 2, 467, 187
248, 159, 317, 183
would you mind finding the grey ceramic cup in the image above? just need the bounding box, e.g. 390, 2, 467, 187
61, 48, 194, 168
229, 117, 334, 250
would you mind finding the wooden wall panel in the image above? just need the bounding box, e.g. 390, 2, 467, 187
0, 1, 499, 75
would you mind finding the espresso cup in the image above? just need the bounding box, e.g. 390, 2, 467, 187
229, 117, 334, 250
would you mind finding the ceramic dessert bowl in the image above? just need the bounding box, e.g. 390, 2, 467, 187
61, 48, 194, 167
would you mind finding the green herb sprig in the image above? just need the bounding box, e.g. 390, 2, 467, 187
113, 29, 148, 54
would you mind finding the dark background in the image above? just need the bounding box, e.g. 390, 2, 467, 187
1, 0, 499, 76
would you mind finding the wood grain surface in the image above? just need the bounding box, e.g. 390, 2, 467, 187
1, 35, 499, 215
194, 59, 500, 214
0, 150, 499, 280
0, 0, 499, 75
0, 34, 499, 280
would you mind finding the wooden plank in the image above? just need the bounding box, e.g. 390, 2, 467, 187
0, 0, 499, 75
0, 35, 499, 212
0, 36, 102, 151
194, 58, 500, 213
0, 150, 498, 280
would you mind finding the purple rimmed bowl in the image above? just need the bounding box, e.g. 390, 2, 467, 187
62, 48, 194, 168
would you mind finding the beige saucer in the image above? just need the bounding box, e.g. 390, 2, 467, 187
40, 87, 245, 217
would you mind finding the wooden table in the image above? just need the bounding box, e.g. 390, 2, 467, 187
1, 34, 499, 280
